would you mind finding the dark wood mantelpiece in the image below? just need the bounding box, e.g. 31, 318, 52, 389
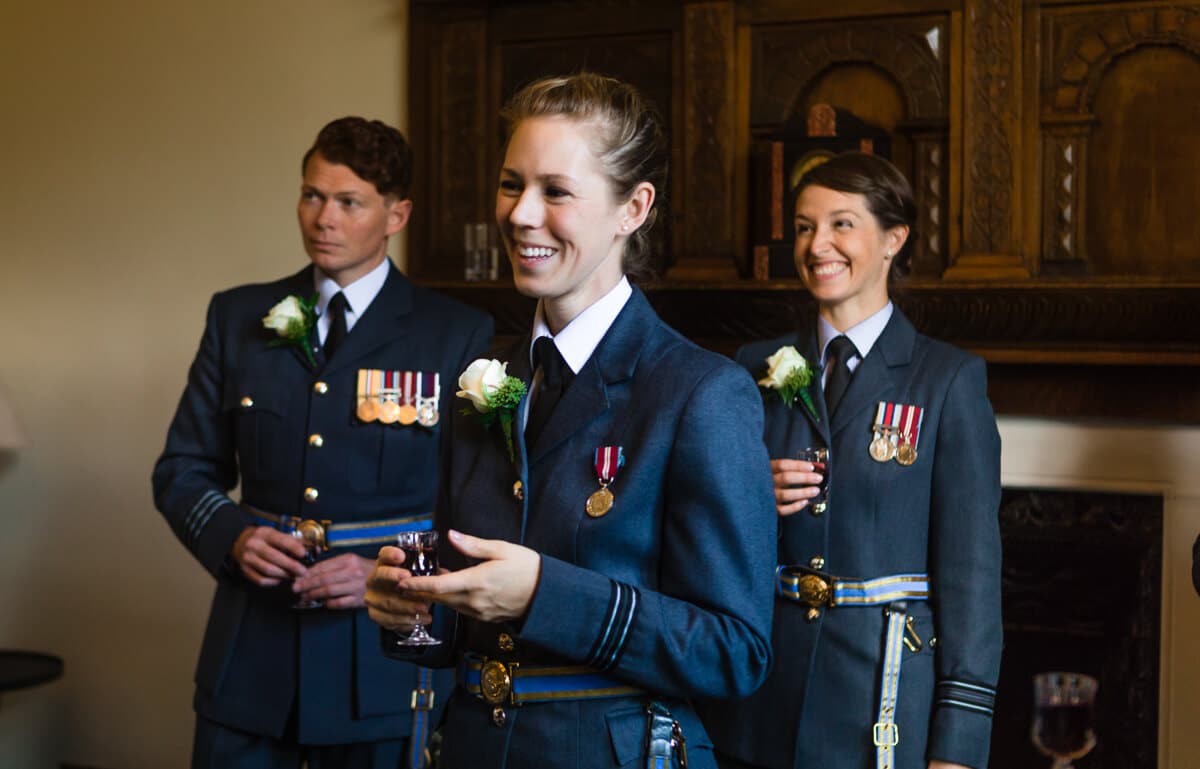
419, 278, 1200, 424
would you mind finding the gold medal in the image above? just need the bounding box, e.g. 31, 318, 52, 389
357, 399, 381, 423
397, 404, 418, 425
379, 400, 401, 424
896, 442, 917, 466
869, 434, 894, 462
586, 487, 614, 517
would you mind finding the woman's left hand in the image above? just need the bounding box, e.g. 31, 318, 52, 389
399, 530, 541, 624
928, 762, 972, 769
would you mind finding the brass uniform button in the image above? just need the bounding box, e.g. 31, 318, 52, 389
313, 381, 329, 395
303, 487, 319, 503
810, 503, 823, 516
497, 633, 514, 652
491, 706, 507, 727
308, 434, 324, 448
240, 396, 254, 408
806, 608, 820, 622
512, 480, 524, 501
809, 556, 825, 570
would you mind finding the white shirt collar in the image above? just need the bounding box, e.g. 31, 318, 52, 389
817, 301, 894, 373
529, 277, 633, 374
312, 257, 390, 339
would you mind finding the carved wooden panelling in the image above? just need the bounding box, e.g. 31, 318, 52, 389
1042, 3, 1200, 277
682, 3, 735, 263
963, 0, 1020, 257
431, 19, 488, 279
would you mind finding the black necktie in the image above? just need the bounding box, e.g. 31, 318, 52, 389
525, 337, 571, 450
823, 335, 859, 418
323, 292, 348, 361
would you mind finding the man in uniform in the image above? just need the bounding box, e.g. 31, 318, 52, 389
153, 117, 493, 768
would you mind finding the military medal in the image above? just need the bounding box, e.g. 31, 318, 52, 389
379, 372, 402, 424
586, 445, 624, 518
416, 371, 440, 427
397, 371, 418, 425
356, 369, 383, 422
870, 402, 902, 462
869, 432, 895, 462
895, 403, 924, 466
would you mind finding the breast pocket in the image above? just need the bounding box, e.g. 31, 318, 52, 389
346, 418, 441, 496
223, 381, 291, 481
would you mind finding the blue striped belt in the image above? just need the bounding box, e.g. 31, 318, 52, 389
777, 566, 930, 769
461, 655, 642, 706
245, 505, 432, 549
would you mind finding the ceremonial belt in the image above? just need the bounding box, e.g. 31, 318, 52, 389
245, 505, 433, 549
776, 566, 931, 769
461, 655, 643, 706
409, 666, 435, 769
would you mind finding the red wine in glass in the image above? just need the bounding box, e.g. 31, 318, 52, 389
796, 448, 829, 513
395, 530, 442, 646
1032, 672, 1098, 769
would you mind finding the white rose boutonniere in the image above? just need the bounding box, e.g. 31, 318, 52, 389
758, 345, 818, 419
262, 294, 318, 367
456, 358, 528, 461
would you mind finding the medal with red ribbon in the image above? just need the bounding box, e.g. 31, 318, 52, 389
895, 403, 924, 465
586, 445, 625, 517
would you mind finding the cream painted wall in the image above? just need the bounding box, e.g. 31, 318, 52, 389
0, 1, 409, 767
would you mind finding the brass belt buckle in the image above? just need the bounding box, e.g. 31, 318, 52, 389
294, 518, 328, 550
480, 660, 515, 705
796, 573, 832, 608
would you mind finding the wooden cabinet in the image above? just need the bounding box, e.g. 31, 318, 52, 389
406, 0, 1200, 421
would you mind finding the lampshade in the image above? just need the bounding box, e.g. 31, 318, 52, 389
0, 382, 29, 449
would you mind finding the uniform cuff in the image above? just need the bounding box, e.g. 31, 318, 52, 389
927, 680, 997, 769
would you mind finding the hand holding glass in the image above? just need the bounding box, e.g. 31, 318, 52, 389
395, 530, 442, 646
796, 448, 829, 513
1032, 671, 1098, 769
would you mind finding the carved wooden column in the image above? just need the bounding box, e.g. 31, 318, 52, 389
671, 0, 739, 280
947, 0, 1031, 278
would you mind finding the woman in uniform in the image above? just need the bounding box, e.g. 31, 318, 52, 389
702, 152, 1003, 769
365, 72, 777, 769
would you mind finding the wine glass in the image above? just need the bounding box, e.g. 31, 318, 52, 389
1032, 671, 1098, 769
395, 530, 442, 646
796, 447, 829, 513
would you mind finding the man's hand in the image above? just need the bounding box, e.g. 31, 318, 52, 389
231, 525, 308, 586
293, 553, 376, 610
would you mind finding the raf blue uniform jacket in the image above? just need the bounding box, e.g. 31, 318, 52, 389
152, 262, 492, 744
701, 308, 1002, 769
384, 288, 777, 769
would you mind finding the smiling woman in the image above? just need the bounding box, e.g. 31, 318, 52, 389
700, 152, 1002, 769
365, 73, 778, 769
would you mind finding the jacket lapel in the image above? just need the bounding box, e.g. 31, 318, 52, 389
526, 289, 650, 465
830, 308, 917, 440
320, 262, 414, 376
262, 266, 321, 373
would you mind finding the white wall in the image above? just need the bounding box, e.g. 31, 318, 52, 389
0, 1, 408, 766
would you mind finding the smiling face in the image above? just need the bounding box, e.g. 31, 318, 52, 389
495, 116, 651, 333
793, 184, 908, 331
297, 152, 411, 287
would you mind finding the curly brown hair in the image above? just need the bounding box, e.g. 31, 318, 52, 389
301, 117, 413, 199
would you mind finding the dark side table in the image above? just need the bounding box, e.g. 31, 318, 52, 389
0, 651, 63, 702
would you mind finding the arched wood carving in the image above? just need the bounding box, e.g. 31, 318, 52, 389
1042, 4, 1200, 273
751, 21, 947, 126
